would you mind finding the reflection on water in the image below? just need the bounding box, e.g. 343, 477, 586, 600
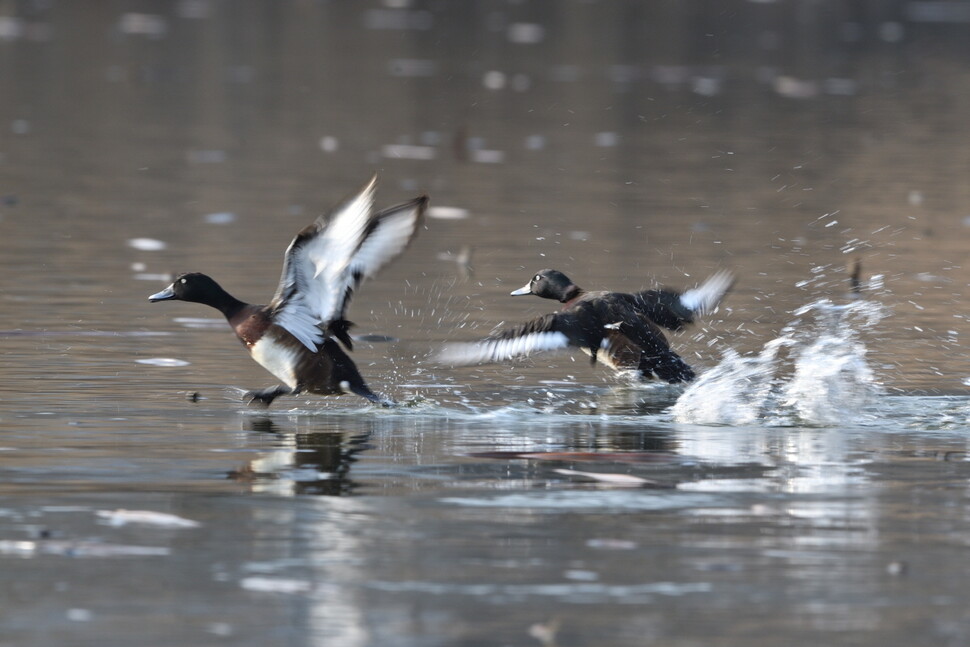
3, 1, 970, 646
233, 417, 371, 496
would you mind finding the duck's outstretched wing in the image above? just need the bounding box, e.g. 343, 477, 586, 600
437, 313, 585, 366
330, 195, 428, 346
269, 177, 426, 352
631, 269, 734, 331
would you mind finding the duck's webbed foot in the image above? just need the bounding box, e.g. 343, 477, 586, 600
244, 385, 294, 407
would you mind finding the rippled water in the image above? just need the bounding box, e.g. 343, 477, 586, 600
2, 2, 970, 646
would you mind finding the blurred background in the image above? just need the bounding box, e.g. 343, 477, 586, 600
1, 0, 968, 390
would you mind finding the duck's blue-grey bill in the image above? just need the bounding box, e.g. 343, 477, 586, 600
148, 286, 176, 302
510, 283, 532, 296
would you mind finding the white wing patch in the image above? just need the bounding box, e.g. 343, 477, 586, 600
348, 201, 424, 282
270, 177, 423, 352
271, 294, 322, 352
679, 270, 734, 315
438, 331, 571, 365
306, 176, 378, 323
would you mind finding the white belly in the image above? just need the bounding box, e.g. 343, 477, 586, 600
250, 336, 300, 389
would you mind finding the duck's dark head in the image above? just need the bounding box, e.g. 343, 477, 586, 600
510, 269, 581, 303
148, 272, 238, 311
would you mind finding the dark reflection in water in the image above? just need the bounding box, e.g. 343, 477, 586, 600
232, 417, 372, 496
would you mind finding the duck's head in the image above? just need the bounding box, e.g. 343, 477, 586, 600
148, 272, 227, 306
510, 269, 580, 303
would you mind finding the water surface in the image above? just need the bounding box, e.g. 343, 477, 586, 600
2, 2, 970, 646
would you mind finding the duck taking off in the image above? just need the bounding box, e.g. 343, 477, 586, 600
438, 269, 733, 383
149, 176, 427, 406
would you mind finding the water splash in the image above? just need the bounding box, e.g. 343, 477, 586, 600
780, 300, 881, 424
673, 299, 885, 426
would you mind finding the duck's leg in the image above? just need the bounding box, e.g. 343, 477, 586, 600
244, 385, 294, 407
345, 381, 396, 406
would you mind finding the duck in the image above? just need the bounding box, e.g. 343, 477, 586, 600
438, 268, 733, 383
148, 176, 427, 406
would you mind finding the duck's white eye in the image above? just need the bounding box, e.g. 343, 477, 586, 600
180, 278, 187, 284
534, 275, 541, 282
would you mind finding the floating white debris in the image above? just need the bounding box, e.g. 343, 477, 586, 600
0, 539, 171, 557
554, 468, 655, 487
774, 75, 818, 99
693, 76, 722, 96
594, 132, 619, 147
127, 238, 167, 251
524, 134, 546, 150
507, 22, 545, 44
240, 577, 312, 594
318, 136, 339, 153
564, 569, 599, 581
118, 13, 168, 37
133, 273, 173, 281
482, 70, 507, 90
206, 623, 234, 637
0, 16, 24, 40
381, 144, 436, 160
67, 609, 93, 622
131, 262, 147, 272
427, 206, 470, 220
96, 509, 200, 528
174, 316, 225, 329
204, 212, 236, 224
586, 538, 638, 550
470, 149, 505, 164
387, 58, 437, 77
136, 358, 190, 367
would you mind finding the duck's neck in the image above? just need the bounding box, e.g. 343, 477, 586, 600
560, 285, 583, 303
206, 287, 248, 320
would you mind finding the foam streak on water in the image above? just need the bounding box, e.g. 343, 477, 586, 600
673, 299, 885, 426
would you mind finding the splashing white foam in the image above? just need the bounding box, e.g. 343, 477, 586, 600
672, 299, 885, 426
671, 338, 790, 426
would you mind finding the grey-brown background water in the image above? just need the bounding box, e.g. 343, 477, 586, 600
2, 2, 970, 646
